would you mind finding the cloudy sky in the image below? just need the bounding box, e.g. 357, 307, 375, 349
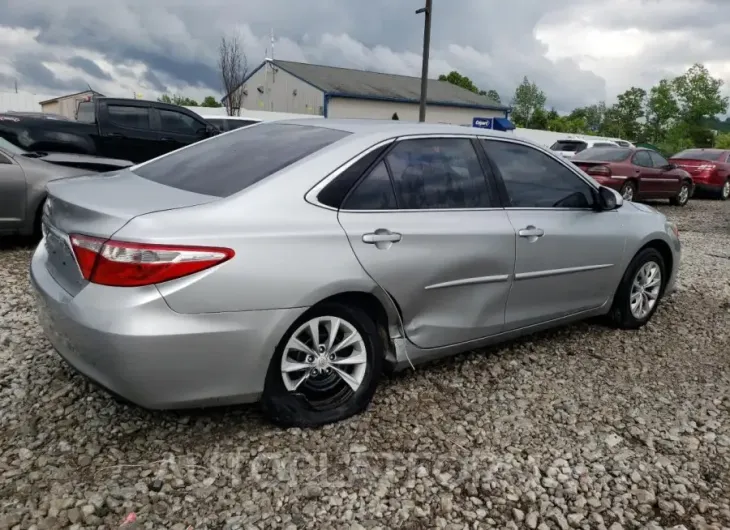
0, 0, 728, 112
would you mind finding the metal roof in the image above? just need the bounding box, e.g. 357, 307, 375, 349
239, 60, 508, 112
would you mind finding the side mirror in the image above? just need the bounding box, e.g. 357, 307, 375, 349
596, 186, 622, 211
665, 163, 677, 170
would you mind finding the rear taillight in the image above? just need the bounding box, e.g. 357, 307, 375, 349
697, 164, 717, 172
69, 234, 234, 287
586, 165, 612, 177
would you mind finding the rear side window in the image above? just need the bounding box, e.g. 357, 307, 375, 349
76, 102, 96, 123
133, 123, 350, 197
107, 105, 151, 130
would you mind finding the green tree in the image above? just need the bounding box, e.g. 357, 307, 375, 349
510, 76, 547, 128
645, 79, 678, 144
714, 132, 730, 149
486, 89, 501, 104
158, 94, 199, 106
438, 71, 481, 94
609, 86, 646, 140
201, 95, 223, 108
673, 63, 728, 124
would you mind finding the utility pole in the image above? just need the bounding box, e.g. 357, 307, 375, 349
416, 0, 432, 122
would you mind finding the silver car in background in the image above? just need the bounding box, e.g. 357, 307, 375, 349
30, 120, 681, 427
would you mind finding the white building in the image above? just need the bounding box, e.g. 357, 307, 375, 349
0, 91, 55, 113
224, 59, 513, 129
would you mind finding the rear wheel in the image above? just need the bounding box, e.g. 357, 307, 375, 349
720, 179, 730, 201
620, 181, 636, 201
261, 303, 383, 428
609, 248, 666, 330
669, 181, 691, 206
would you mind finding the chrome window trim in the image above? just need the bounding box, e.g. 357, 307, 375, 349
306, 133, 605, 213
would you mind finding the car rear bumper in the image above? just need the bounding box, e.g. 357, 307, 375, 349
30, 243, 306, 409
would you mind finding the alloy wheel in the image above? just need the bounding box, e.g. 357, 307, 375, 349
630, 261, 662, 320
280, 316, 368, 408
678, 184, 689, 205
722, 180, 730, 199
622, 185, 634, 201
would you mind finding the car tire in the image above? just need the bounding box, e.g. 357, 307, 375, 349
620, 181, 637, 202
669, 181, 691, 206
719, 179, 730, 201
608, 247, 666, 330
261, 302, 384, 428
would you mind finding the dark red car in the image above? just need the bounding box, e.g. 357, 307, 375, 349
669, 148, 730, 201
572, 147, 693, 206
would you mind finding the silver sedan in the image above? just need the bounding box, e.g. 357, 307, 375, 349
30, 120, 681, 427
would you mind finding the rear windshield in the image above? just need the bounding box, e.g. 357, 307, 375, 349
76, 102, 96, 123
573, 147, 631, 162
550, 140, 587, 152
132, 123, 351, 197
672, 149, 723, 161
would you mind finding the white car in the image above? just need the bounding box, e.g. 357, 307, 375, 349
551, 138, 620, 159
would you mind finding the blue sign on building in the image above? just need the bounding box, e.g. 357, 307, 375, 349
472, 117, 493, 129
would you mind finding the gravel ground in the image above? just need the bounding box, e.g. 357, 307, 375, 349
1, 200, 729, 530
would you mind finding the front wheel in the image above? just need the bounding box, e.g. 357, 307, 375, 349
669, 181, 691, 206
609, 248, 666, 330
261, 303, 383, 428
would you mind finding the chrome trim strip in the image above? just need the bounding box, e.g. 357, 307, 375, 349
425, 274, 511, 290
640, 177, 677, 183
515, 263, 613, 280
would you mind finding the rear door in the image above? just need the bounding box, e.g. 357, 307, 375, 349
0, 152, 26, 231
97, 101, 159, 163
632, 150, 660, 198
648, 151, 680, 196
480, 138, 626, 330
338, 136, 516, 349
153, 107, 210, 155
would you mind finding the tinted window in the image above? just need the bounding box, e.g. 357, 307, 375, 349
550, 140, 587, 152
343, 161, 397, 210
76, 102, 95, 123
574, 148, 631, 162
649, 151, 669, 168
672, 149, 723, 161
633, 151, 653, 167
207, 118, 259, 132
385, 138, 491, 209
159, 109, 205, 135
593, 142, 617, 148
133, 123, 350, 197
318, 143, 393, 208
107, 105, 150, 129
0, 137, 25, 155
0, 152, 11, 164
614, 140, 630, 147
482, 140, 594, 208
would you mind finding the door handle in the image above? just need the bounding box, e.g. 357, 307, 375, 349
160, 137, 175, 142
105, 132, 125, 138
518, 226, 544, 238
362, 231, 402, 244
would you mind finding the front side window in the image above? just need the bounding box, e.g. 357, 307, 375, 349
632, 151, 653, 168
384, 138, 491, 209
133, 123, 350, 197
481, 140, 594, 208
107, 105, 151, 130
159, 109, 205, 135
648, 151, 669, 168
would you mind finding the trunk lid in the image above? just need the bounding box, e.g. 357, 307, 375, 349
669, 158, 715, 176
42, 169, 219, 296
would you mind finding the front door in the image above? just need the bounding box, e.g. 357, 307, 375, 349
338, 137, 516, 349
0, 153, 27, 232
154, 108, 209, 158
479, 138, 627, 330
97, 101, 159, 163
649, 151, 681, 196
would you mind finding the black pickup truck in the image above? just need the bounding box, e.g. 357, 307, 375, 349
0, 97, 219, 164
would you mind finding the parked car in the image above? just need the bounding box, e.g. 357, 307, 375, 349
572, 146, 693, 206
669, 148, 730, 200
0, 137, 117, 237
0, 97, 218, 164
31, 120, 680, 427
550, 138, 620, 158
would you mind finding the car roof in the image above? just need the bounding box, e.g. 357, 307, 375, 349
271, 118, 519, 139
